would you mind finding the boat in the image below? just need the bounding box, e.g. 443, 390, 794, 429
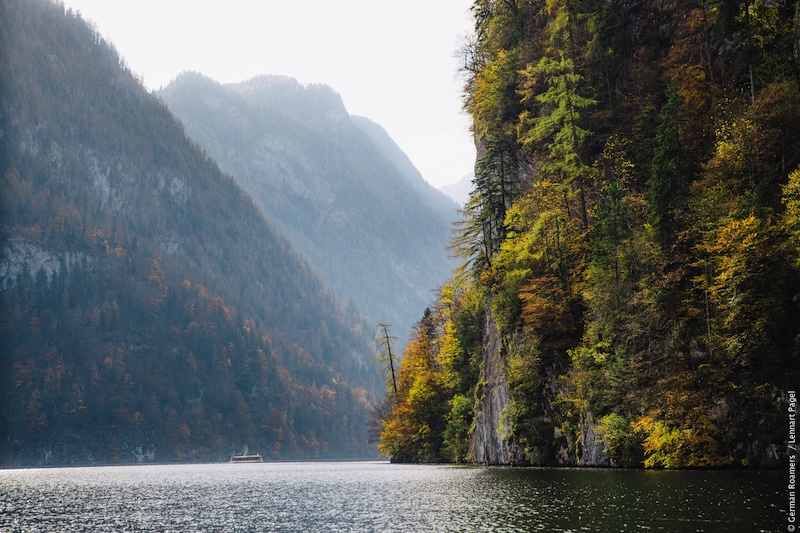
230, 453, 263, 463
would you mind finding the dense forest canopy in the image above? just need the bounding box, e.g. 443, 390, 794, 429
0, 0, 379, 465
378, 0, 800, 468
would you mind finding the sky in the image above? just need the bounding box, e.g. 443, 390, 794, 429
60, 0, 477, 189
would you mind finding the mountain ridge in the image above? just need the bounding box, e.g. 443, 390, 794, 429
159, 72, 458, 343
439, 172, 473, 206
0, 0, 378, 465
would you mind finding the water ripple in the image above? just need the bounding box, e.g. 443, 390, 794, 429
0, 462, 784, 532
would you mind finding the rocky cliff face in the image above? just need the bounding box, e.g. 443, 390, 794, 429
468, 300, 524, 464
468, 298, 610, 466
577, 413, 610, 466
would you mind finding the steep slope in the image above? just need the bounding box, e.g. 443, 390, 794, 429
377, 1, 799, 467
159, 74, 457, 342
350, 115, 459, 220
0, 0, 378, 465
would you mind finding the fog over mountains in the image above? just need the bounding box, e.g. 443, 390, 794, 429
159, 73, 458, 342
439, 172, 474, 206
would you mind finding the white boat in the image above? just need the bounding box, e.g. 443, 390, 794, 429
230, 453, 263, 463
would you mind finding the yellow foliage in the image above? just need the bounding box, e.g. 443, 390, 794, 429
494, 179, 587, 348
706, 214, 762, 296
634, 416, 683, 468
466, 49, 519, 139
634, 413, 721, 469
782, 168, 800, 266
437, 319, 462, 390
377, 406, 413, 459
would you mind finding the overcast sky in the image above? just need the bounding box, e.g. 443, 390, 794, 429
61, 0, 476, 189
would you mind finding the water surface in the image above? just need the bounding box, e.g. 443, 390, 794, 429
0, 461, 784, 531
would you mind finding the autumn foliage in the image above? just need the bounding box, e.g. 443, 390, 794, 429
379, 0, 799, 467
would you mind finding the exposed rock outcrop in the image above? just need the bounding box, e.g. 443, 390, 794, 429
468, 298, 610, 466
468, 300, 525, 464
577, 412, 610, 466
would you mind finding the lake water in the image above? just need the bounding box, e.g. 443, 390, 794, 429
0, 461, 786, 532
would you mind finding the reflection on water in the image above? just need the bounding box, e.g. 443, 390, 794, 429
0, 461, 785, 532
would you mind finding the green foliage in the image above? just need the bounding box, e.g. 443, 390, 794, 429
380, 0, 800, 467
596, 414, 643, 468
442, 394, 474, 463
452, 139, 522, 277
503, 342, 543, 453
783, 168, 800, 266
518, 54, 595, 188
466, 49, 522, 141
648, 84, 690, 244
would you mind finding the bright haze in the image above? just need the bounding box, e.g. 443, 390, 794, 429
60, 0, 477, 189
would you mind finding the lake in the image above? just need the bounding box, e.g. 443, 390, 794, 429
0, 461, 785, 532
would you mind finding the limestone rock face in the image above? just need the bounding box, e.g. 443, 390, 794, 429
468, 298, 610, 467
468, 301, 525, 465
578, 413, 611, 466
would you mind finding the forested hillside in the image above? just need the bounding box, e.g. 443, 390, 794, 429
0, 0, 378, 465
159, 74, 457, 343
378, 0, 800, 468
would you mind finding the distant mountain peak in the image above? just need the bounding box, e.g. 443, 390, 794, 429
160, 74, 458, 343
439, 173, 473, 207
229, 74, 298, 90
227, 75, 350, 124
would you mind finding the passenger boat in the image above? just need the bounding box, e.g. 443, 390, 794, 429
230, 453, 263, 463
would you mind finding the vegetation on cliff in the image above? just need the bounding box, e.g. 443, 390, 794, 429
378, 0, 800, 467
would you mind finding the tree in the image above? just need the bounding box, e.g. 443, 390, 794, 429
648, 83, 691, 244
452, 138, 523, 278
517, 0, 595, 227
377, 312, 449, 462
376, 323, 398, 394
783, 167, 800, 266
377, 0, 800, 468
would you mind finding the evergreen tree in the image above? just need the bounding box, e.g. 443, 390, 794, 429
648, 84, 690, 244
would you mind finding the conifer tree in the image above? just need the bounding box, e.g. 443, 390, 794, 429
648, 84, 689, 244
376, 323, 398, 394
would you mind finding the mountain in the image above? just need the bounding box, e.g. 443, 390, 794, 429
350, 115, 459, 220
439, 173, 473, 206
0, 0, 380, 465
158, 73, 457, 343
